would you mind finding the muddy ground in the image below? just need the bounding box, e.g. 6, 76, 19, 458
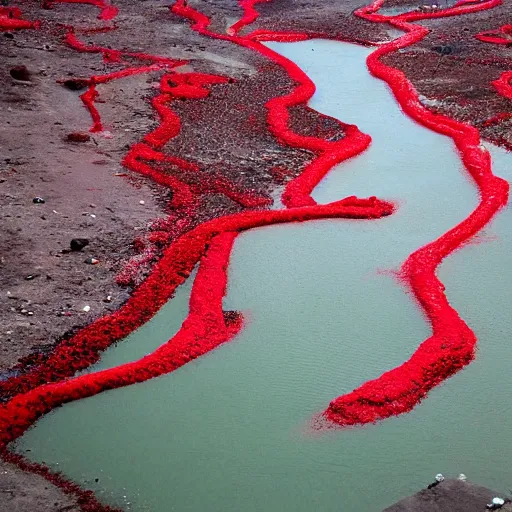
1, 0, 510, 510
384, 479, 512, 512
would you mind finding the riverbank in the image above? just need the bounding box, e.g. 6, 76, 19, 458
1, 0, 511, 510
385, 479, 512, 512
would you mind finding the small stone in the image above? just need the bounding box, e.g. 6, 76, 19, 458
33, 197, 45, 204
458, 473, 467, 481
70, 238, 89, 251
84, 257, 99, 265
139, 200, 145, 205
66, 132, 91, 143
61, 78, 89, 91
10, 65, 30, 82
20, 309, 28, 314
82, 305, 91, 312
105, 295, 112, 303
27, 311, 34, 316
487, 497, 506, 510
4, 33, 14, 39
90, 214, 96, 218
25, 274, 40, 281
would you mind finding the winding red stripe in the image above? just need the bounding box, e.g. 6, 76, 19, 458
45, 0, 118, 20
323, 0, 509, 427
492, 70, 512, 99
476, 23, 512, 45
0, 6, 40, 30
0, 0, 391, 432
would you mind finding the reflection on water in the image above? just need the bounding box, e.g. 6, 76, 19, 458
12, 41, 512, 512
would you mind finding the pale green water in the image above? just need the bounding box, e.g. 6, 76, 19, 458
12, 41, 512, 511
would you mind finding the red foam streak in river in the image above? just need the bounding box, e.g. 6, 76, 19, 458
0, 0, 392, 453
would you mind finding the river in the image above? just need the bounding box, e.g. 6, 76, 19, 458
11, 39, 512, 511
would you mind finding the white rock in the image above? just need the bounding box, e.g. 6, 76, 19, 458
82, 305, 91, 312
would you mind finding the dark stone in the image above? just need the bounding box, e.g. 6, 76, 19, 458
32, 197, 45, 204
66, 132, 91, 143
10, 65, 30, 82
70, 238, 89, 251
432, 45, 453, 56
24, 274, 40, 281
4, 32, 14, 39
61, 78, 89, 91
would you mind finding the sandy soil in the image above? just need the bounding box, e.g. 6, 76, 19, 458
1, 0, 510, 510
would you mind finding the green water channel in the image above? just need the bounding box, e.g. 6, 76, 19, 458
12, 40, 512, 511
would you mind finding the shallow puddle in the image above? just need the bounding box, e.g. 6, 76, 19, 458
11, 41, 512, 511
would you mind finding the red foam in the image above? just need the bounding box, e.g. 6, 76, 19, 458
476, 24, 512, 45
492, 70, 512, 99
0, 6, 40, 30
45, 0, 119, 20
323, 0, 509, 427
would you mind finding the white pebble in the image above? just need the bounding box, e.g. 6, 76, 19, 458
82, 305, 91, 312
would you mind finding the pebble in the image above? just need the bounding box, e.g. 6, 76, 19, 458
139, 200, 145, 205
61, 78, 89, 91
66, 132, 91, 143
82, 305, 91, 312
32, 197, 45, 204
84, 257, 99, 265
70, 238, 89, 251
10, 65, 30, 82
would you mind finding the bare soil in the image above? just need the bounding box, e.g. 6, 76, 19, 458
384, 479, 512, 512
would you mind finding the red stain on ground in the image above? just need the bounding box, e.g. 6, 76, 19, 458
0, 6, 40, 30
476, 23, 512, 45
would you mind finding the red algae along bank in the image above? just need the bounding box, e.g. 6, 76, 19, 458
1, 0, 511, 510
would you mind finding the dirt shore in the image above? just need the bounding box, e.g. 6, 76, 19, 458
1, 0, 510, 510
384, 479, 512, 512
